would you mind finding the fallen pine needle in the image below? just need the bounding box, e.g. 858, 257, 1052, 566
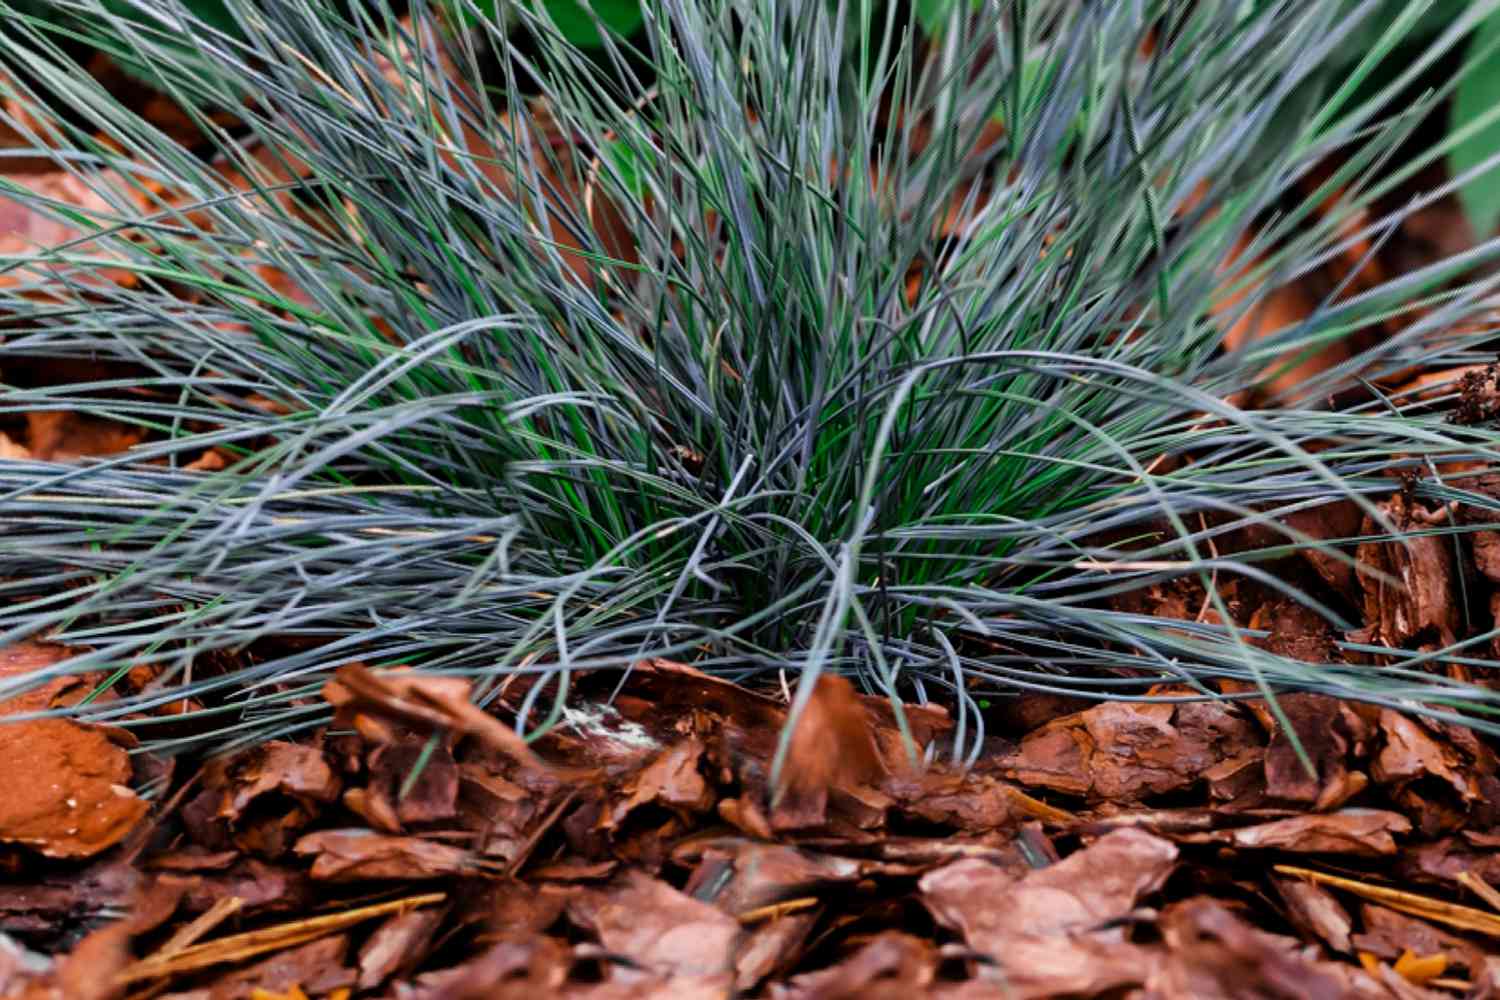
155, 896, 244, 960
1005, 786, 1076, 824
738, 897, 820, 924
1457, 870, 1500, 914
1431, 978, 1475, 991
117, 892, 444, 984
1276, 865, 1500, 938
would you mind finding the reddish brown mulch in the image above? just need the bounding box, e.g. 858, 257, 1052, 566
0, 643, 1498, 999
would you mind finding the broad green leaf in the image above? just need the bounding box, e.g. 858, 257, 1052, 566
466, 0, 644, 47
1452, 10, 1500, 235
605, 138, 651, 199
91, 0, 239, 87
103, 0, 236, 37
913, 0, 980, 36
534, 0, 643, 45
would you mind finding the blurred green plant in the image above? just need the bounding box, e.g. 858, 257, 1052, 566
16, 0, 646, 57
1453, 7, 1500, 234
916, 0, 1500, 238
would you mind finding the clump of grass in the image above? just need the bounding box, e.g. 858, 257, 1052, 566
4, 0, 1500, 762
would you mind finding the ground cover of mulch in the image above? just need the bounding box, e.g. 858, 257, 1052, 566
10, 29, 1500, 1000
5, 635, 1500, 999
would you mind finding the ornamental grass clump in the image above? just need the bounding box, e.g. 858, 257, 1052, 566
5, 0, 1500, 761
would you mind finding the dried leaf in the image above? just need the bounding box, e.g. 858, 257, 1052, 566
22, 410, 144, 461
1214, 232, 1337, 404
1392, 949, 1447, 986
1352, 903, 1481, 982
0, 170, 134, 289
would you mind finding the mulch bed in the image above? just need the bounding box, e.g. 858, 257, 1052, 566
1, 645, 1499, 998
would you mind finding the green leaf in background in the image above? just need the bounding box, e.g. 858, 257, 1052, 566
102, 0, 236, 36
604, 138, 651, 199
465, 0, 644, 47
912, 0, 980, 36
82, 0, 239, 87
535, 0, 643, 45
1452, 9, 1500, 236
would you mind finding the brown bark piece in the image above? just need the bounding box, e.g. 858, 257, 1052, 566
404, 936, 570, 999
357, 907, 444, 990
369, 740, 459, 827
1283, 500, 1364, 602
293, 830, 476, 881
1373, 710, 1472, 802
603, 737, 713, 831
0, 641, 92, 715
772, 675, 887, 830
1002, 699, 1258, 802
1183, 808, 1411, 856
1352, 903, 1482, 974
1274, 876, 1353, 953
1263, 694, 1356, 807
202, 933, 355, 999
182, 740, 341, 857
1148, 897, 1351, 999
919, 828, 1176, 998
771, 932, 937, 999
0, 718, 147, 859
1355, 494, 1459, 650
568, 870, 739, 984
324, 665, 551, 775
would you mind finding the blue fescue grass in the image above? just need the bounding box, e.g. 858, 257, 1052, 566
4, 0, 1500, 768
